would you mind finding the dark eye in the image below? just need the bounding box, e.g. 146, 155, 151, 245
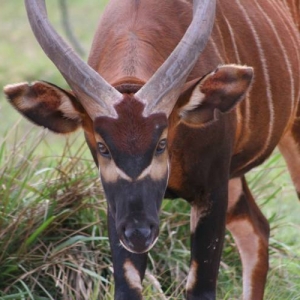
156, 139, 167, 155
98, 142, 111, 158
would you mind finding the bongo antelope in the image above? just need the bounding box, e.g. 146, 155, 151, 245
4, 0, 300, 299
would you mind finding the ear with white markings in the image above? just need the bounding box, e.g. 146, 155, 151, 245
3, 81, 84, 133
179, 65, 253, 125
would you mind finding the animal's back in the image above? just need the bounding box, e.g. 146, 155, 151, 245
200, 0, 300, 176
89, 0, 300, 176
88, 0, 192, 83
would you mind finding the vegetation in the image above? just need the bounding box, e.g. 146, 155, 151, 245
1, 1, 299, 299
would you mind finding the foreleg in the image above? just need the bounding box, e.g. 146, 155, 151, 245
108, 211, 148, 300
227, 177, 270, 300
186, 186, 228, 300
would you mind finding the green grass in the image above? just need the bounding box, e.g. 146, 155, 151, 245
248, 155, 300, 300
1, 1, 300, 299
0, 0, 106, 153
0, 129, 299, 299
0, 129, 112, 299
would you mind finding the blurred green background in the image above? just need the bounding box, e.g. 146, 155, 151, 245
0, 0, 107, 154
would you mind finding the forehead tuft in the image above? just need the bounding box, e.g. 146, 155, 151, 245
94, 95, 167, 155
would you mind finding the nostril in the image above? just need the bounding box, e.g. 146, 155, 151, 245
124, 227, 135, 240
121, 223, 158, 253
124, 226, 152, 240
139, 227, 151, 239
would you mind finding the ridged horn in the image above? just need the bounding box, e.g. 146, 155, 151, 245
25, 0, 123, 119
135, 0, 216, 117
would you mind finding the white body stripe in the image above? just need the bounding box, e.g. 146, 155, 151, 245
233, 0, 274, 168
254, 0, 295, 111
223, 17, 241, 64
209, 37, 223, 63
271, 0, 300, 112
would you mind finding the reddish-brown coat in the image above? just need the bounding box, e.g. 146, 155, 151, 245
94, 95, 166, 156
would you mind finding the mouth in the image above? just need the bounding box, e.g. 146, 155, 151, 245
119, 236, 159, 254
116, 216, 160, 254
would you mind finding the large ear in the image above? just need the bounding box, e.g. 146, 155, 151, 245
3, 81, 85, 134
179, 64, 253, 126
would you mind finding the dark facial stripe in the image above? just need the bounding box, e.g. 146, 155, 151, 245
94, 95, 168, 178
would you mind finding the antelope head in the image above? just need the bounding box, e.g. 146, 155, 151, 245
4, 0, 253, 253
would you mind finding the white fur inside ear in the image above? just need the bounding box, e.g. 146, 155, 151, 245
58, 96, 81, 120
4, 82, 34, 110
3, 82, 28, 91
179, 86, 205, 117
